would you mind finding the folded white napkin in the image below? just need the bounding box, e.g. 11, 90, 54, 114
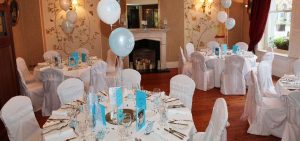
39, 66, 51, 71
38, 62, 49, 66
51, 109, 70, 120
43, 126, 76, 141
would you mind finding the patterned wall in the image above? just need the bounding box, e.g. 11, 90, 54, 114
41, 0, 102, 57
184, 0, 225, 50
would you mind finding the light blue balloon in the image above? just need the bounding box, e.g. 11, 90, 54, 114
109, 27, 135, 57
225, 18, 235, 30
221, 0, 232, 8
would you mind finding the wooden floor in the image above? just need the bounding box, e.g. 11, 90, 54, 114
35, 68, 280, 141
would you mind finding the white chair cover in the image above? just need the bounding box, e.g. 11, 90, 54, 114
121, 69, 141, 89
43, 50, 60, 62
257, 60, 278, 97
0, 96, 42, 141
261, 52, 274, 62
57, 78, 84, 104
207, 41, 220, 55
281, 92, 300, 141
178, 47, 187, 74
266, 47, 274, 52
293, 58, 300, 75
243, 71, 286, 138
191, 52, 214, 91
16, 57, 35, 83
80, 69, 91, 92
91, 60, 108, 92
221, 55, 246, 95
193, 98, 228, 141
106, 49, 117, 73
179, 46, 192, 77
76, 48, 89, 55
207, 41, 220, 50
185, 42, 195, 61
17, 67, 44, 112
170, 74, 195, 110
235, 42, 249, 51
40, 68, 64, 116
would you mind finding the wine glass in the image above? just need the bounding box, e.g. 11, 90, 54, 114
152, 88, 161, 113
121, 113, 132, 140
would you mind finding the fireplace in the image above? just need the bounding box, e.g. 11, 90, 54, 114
129, 39, 160, 72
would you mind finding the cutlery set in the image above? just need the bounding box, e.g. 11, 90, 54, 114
164, 128, 186, 140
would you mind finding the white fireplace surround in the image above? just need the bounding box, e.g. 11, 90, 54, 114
130, 29, 167, 69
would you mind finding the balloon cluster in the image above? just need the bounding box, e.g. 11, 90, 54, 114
97, 0, 135, 57
59, 0, 78, 34
217, 0, 235, 30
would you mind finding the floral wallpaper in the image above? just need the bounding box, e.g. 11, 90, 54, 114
184, 0, 225, 50
41, 0, 102, 57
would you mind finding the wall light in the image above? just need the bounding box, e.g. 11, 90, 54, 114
70, 0, 78, 10
197, 0, 214, 14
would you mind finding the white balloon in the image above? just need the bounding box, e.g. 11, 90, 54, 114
225, 18, 236, 30
217, 11, 228, 23
61, 20, 74, 33
221, 0, 232, 8
66, 10, 77, 23
60, 0, 71, 11
97, 0, 121, 25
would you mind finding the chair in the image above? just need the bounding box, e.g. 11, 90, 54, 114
281, 92, 300, 141
293, 58, 300, 75
257, 60, 279, 97
221, 55, 246, 95
91, 60, 108, 92
80, 69, 91, 92
121, 69, 141, 89
191, 52, 214, 91
16, 57, 36, 83
185, 42, 195, 61
40, 68, 64, 116
57, 78, 84, 104
266, 47, 274, 52
261, 52, 274, 62
0, 96, 42, 141
43, 50, 60, 62
17, 66, 44, 112
179, 46, 192, 77
235, 42, 249, 51
106, 49, 118, 73
207, 41, 220, 55
169, 74, 195, 110
193, 98, 228, 141
242, 71, 286, 138
76, 48, 89, 56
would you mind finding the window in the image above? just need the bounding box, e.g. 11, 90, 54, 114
264, 0, 293, 52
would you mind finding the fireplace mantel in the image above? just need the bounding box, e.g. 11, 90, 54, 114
130, 28, 168, 69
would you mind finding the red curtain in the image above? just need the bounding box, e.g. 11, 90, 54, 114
248, 0, 271, 52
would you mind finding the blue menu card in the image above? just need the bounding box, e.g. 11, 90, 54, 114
232, 45, 239, 54
221, 44, 228, 54
109, 87, 123, 107
94, 103, 106, 128
136, 90, 146, 131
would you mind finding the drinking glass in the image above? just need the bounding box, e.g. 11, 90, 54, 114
159, 102, 168, 127
152, 88, 161, 113
118, 112, 132, 141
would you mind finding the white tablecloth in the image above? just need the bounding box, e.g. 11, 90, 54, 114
34, 63, 91, 80
275, 75, 300, 102
203, 52, 257, 87
42, 92, 196, 141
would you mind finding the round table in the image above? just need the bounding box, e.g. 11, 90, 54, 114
275, 75, 300, 102
33, 63, 91, 80
42, 91, 196, 141
203, 51, 257, 87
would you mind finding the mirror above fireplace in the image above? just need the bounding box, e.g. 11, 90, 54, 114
126, 0, 159, 29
